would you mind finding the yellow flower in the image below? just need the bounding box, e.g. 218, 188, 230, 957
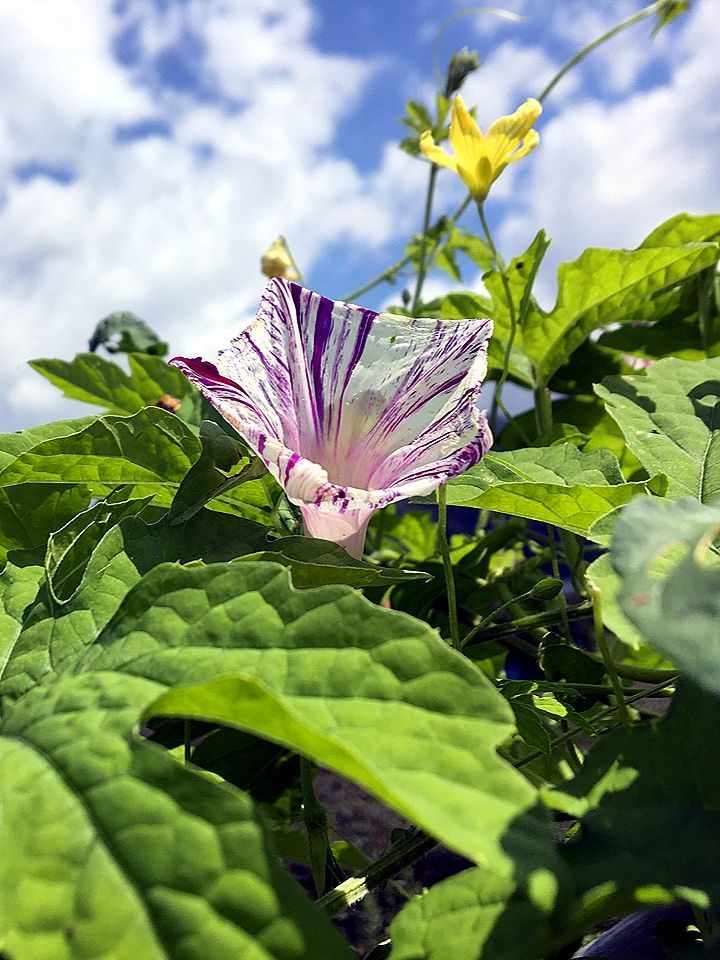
261, 238, 299, 281
420, 95, 542, 201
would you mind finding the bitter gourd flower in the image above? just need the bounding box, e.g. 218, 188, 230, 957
261, 238, 299, 280
420, 95, 541, 201
171, 279, 492, 558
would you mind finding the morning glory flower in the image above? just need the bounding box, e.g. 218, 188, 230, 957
171, 279, 492, 558
420, 95, 541, 201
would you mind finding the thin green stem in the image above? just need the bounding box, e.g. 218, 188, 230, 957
477, 201, 519, 434
463, 600, 592, 647
514, 676, 679, 769
341, 251, 414, 304
604, 661, 678, 684
588, 580, 631, 725
411, 165, 439, 316
534, 385, 553, 437
183, 719, 192, 764
547, 525, 572, 644
437, 484, 461, 648
317, 830, 436, 916
300, 757, 331, 897
461, 589, 539, 649
537, 2, 663, 103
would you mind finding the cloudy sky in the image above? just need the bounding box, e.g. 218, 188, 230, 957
1, 0, 718, 432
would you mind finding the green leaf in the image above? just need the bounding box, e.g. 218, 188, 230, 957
596, 356, 720, 501
167, 420, 267, 524
640, 212, 720, 248
0, 560, 45, 677
0, 406, 199, 493
375, 507, 439, 562
611, 497, 720, 693
0, 484, 91, 567
237, 536, 431, 587
0, 415, 97, 471
89, 310, 168, 356
0, 512, 269, 701
388, 865, 560, 960
45, 496, 155, 602
0, 409, 271, 524
446, 446, 663, 537
29, 352, 195, 415
65, 561, 552, 874
478, 231, 551, 386
442, 291, 533, 386
525, 243, 719, 386
548, 681, 719, 908
0, 674, 351, 960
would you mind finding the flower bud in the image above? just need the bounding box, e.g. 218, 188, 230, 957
530, 578, 564, 601
261, 238, 299, 281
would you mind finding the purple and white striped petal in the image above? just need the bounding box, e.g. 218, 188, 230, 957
171, 278, 493, 557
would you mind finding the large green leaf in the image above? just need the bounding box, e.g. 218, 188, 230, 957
525, 243, 719, 386
445, 446, 663, 536
45, 497, 155, 602
640, 212, 720, 247
0, 406, 198, 491
611, 497, 720, 694
58, 561, 552, 874
0, 416, 97, 471
0, 483, 91, 567
29, 352, 195, 416
237, 536, 430, 587
547, 681, 720, 909
0, 408, 272, 524
596, 356, 720, 501
388, 866, 560, 960
0, 511, 275, 701
0, 673, 351, 960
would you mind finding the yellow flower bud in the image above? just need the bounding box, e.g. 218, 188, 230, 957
261, 238, 299, 281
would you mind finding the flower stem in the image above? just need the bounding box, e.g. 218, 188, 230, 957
317, 830, 436, 916
588, 579, 631, 726
514, 675, 678, 769
537, 1, 664, 104
410, 164, 439, 316
437, 483, 461, 648
300, 757, 332, 897
476, 201, 519, 435
341, 251, 414, 304
547, 524, 572, 644
463, 600, 592, 647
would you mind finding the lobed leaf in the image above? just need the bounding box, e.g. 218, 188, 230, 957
596, 356, 720, 501
446, 446, 663, 537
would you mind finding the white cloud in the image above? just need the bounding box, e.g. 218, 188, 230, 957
495, 0, 720, 304
0, 0, 430, 431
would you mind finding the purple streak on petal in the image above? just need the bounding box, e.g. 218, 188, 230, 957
171, 279, 495, 555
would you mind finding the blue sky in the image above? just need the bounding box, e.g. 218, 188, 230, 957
1, 0, 718, 431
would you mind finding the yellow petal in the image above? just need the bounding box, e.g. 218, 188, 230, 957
419, 130, 458, 172
509, 129, 540, 163
449, 95, 484, 170
485, 99, 542, 170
